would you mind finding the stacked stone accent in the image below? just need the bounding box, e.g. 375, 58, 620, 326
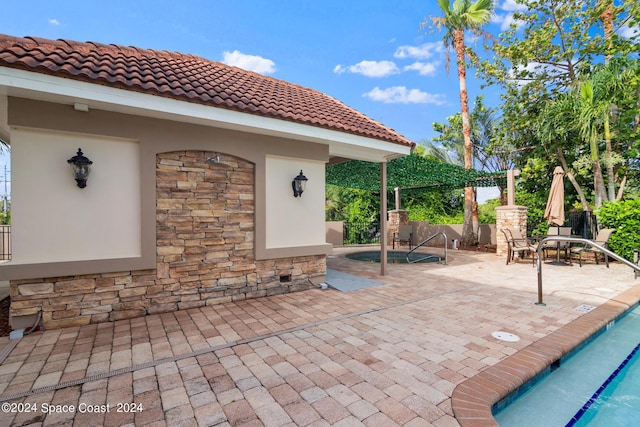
387, 210, 409, 243
10, 151, 326, 330
496, 205, 529, 257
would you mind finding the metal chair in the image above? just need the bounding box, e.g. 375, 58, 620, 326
541, 226, 560, 259
393, 225, 413, 249
542, 226, 572, 262
570, 229, 615, 267
500, 228, 537, 265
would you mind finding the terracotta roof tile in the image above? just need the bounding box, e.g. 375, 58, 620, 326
0, 34, 413, 148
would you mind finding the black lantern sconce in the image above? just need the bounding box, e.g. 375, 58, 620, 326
67, 148, 93, 188
292, 170, 308, 197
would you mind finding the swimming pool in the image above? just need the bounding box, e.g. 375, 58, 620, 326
494, 304, 640, 426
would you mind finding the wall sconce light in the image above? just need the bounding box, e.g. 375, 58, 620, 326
292, 170, 308, 197
67, 148, 93, 188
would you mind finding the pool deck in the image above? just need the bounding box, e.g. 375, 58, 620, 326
0, 246, 638, 426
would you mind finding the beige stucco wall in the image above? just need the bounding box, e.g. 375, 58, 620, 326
3, 97, 335, 329
265, 156, 326, 249
325, 221, 343, 246
325, 221, 497, 246
412, 223, 497, 246
1, 97, 331, 281
11, 128, 141, 263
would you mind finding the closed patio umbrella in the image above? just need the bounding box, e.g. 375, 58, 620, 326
544, 166, 566, 263
544, 166, 565, 226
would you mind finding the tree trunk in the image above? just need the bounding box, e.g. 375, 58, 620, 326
603, 115, 615, 201
593, 159, 607, 208
454, 29, 476, 246
556, 147, 589, 210
601, 1, 616, 202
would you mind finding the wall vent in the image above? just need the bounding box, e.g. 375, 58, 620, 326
279, 274, 292, 283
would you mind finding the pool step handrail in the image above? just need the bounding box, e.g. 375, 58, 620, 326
536, 236, 640, 306
406, 232, 447, 265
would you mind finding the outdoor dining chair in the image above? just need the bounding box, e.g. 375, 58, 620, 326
570, 228, 616, 267
500, 228, 537, 265
541, 226, 560, 259
392, 224, 413, 249
542, 226, 572, 262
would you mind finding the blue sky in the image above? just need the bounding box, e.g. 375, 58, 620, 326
0, 0, 547, 200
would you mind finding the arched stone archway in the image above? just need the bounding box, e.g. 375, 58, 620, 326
154, 150, 255, 312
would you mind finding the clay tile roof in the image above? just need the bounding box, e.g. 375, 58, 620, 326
0, 34, 414, 148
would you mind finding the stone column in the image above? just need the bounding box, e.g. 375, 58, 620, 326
388, 209, 409, 243
496, 205, 528, 257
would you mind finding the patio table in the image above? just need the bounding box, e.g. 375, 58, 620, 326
534, 233, 580, 265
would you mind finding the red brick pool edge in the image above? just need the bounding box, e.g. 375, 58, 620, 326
451, 284, 640, 427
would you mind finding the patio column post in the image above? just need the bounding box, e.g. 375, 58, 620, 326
388, 210, 409, 243
380, 162, 387, 275
496, 205, 528, 257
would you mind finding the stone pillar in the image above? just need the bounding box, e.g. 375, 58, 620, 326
496, 205, 528, 257
388, 210, 409, 243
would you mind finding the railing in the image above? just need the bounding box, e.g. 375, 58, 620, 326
342, 222, 380, 245
0, 225, 10, 260
567, 211, 598, 239
406, 232, 448, 264
535, 236, 640, 306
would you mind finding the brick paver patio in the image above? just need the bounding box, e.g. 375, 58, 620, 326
0, 247, 638, 426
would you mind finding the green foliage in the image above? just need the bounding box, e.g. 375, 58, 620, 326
404, 188, 464, 223
515, 190, 548, 237
479, 0, 640, 212
326, 153, 506, 192
478, 197, 500, 224
326, 185, 378, 223
597, 200, 640, 261
326, 185, 466, 226
0, 210, 9, 225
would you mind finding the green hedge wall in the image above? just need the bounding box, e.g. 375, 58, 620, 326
597, 200, 640, 262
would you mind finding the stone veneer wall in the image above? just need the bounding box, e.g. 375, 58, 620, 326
495, 205, 528, 257
10, 151, 326, 330
387, 210, 409, 243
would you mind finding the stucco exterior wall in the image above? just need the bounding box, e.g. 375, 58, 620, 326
3, 97, 331, 329
265, 156, 326, 249
11, 128, 141, 263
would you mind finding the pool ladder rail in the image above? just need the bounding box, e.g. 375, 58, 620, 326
406, 232, 448, 265
536, 236, 640, 306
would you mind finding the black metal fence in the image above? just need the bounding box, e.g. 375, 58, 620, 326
568, 211, 598, 239
0, 225, 10, 260
343, 222, 380, 245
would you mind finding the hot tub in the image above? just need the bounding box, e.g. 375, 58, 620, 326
345, 251, 441, 264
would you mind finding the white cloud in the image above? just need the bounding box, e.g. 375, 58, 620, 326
393, 42, 443, 59
492, 0, 528, 31
48, 19, 60, 26
363, 86, 446, 105
619, 24, 639, 39
333, 60, 399, 78
222, 50, 276, 75
500, 0, 528, 12
403, 61, 439, 76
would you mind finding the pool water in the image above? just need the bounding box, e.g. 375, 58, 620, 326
345, 251, 441, 264
494, 305, 640, 426
569, 343, 640, 426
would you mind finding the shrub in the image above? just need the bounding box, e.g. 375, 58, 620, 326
597, 200, 640, 261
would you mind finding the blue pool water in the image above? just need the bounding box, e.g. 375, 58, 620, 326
494, 305, 640, 426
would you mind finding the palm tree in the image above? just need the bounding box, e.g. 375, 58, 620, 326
431, 0, 494, 246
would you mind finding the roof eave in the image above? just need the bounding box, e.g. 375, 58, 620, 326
0, 67, 411, 163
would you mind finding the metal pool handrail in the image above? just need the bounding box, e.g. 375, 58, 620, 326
536, 236, 640, 306
406, 232, 448, 264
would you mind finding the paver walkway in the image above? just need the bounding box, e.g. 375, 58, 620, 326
0, 247, 638, 426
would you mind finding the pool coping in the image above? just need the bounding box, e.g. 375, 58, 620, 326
451, 283, 640, 427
